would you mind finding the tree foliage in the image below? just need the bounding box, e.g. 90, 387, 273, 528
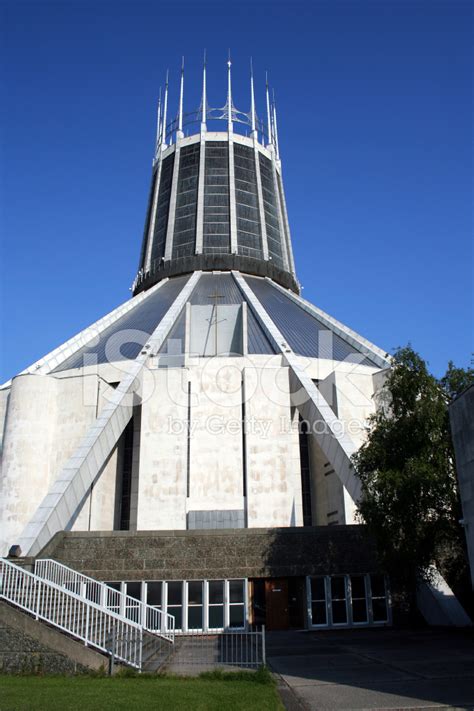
353, 346, 474, 588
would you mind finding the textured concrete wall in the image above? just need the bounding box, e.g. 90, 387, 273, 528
0, 602, 105, 674
38, 526, 379, 582
245, 365, 302, 527
450, 386, 474, 587
0, 373, 119, 555
0, 347, 383, 554
137, 368, 188, 530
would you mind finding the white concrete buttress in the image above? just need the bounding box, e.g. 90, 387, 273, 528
16, 272, 202, 556
232, 271, 362, 503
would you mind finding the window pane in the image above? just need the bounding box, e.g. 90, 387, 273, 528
352, 598, 368, 623
85, 582, 98, 601
372, 598, 388, 622
146, 607, 161, 629
125, 606, 139, 622
209, 581, 224, 605
188, 581, 203, 605
167, 606, 182, 630
311, 578, 326, 601
147, 582, 162, 607
370, 575, 386, 598
331, 576, 346, 600
311, 601, 327, 626
229, 580, 244, 603
168, 582, 182, 606
126, 582, 142, 600
229, 604, 245, 628
188, 606, 203, 630
331, 600, 347, 624
209, 605, 224, 629
350, 576, 366, 599
106, 582, 121, 591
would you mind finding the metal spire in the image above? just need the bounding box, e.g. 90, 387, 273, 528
272, 89, 280, 160
155, 86, 162, 150
227, 50, 233, 132
201, 49, 207, 129
250, 58, 257, 138
161, 69, 169, 147
177, 57, 184, 139
265, 72, 273, 148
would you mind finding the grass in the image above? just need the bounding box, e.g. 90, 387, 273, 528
0, 669, 284, 711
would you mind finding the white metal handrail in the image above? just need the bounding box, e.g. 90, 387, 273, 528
0, 558, 143, 669
35, 559, 175, 643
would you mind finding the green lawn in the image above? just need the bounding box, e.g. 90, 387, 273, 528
0, 673, 284, 711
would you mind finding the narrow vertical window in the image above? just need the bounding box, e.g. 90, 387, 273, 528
186, 381, 191, 497
118, 418, 134, 530
298, 416, 312, 526
242, 377, 247, 497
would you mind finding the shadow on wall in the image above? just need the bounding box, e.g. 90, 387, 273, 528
260, 524, 379, 580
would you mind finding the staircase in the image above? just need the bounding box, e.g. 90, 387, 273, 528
0, 558, 175, 671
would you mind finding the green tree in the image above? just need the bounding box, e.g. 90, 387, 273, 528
353, 346, 473, 599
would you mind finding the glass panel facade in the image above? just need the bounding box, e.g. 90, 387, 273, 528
105, 578, 247, 633
124, 581, 141, 622
167, 581, 183, 630
258, 153, 284, 269
370, 575, 388, 622
310, 577, 327, 626
146, 581, 162, 607
172, 143, 200, 259
208, 580, 224, 630
234, 144, 262, 260
203, 142, 230, 255
350, 575, 368, 623
308, 574, 390, 628
228, 579, 245, 628
187, 581, 204, 630
150, 153, 174, 269
330, 576, 348, 625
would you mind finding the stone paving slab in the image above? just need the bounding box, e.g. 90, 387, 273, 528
266, 629, 474, 710
271, 656, 414, 687
290, 678, 474, 710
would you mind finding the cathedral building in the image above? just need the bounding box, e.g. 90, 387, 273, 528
0, 58, 393, 632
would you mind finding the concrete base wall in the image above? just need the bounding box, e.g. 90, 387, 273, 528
37, 526, 380, 582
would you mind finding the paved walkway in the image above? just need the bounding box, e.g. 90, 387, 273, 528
266, 628, 474, 710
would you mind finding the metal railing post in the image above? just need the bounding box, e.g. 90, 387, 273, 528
109, 624, 116, 675
261, 625, 266, 666
138, 628, 143, 672
35, 579, 41, 620
85, 603, 90, 646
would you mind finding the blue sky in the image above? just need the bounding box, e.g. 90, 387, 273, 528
1, 0, 472, 380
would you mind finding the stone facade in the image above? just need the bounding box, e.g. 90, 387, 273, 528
38, 526, 380, 582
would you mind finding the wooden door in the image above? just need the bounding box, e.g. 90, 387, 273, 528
265, 578, 289, 630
